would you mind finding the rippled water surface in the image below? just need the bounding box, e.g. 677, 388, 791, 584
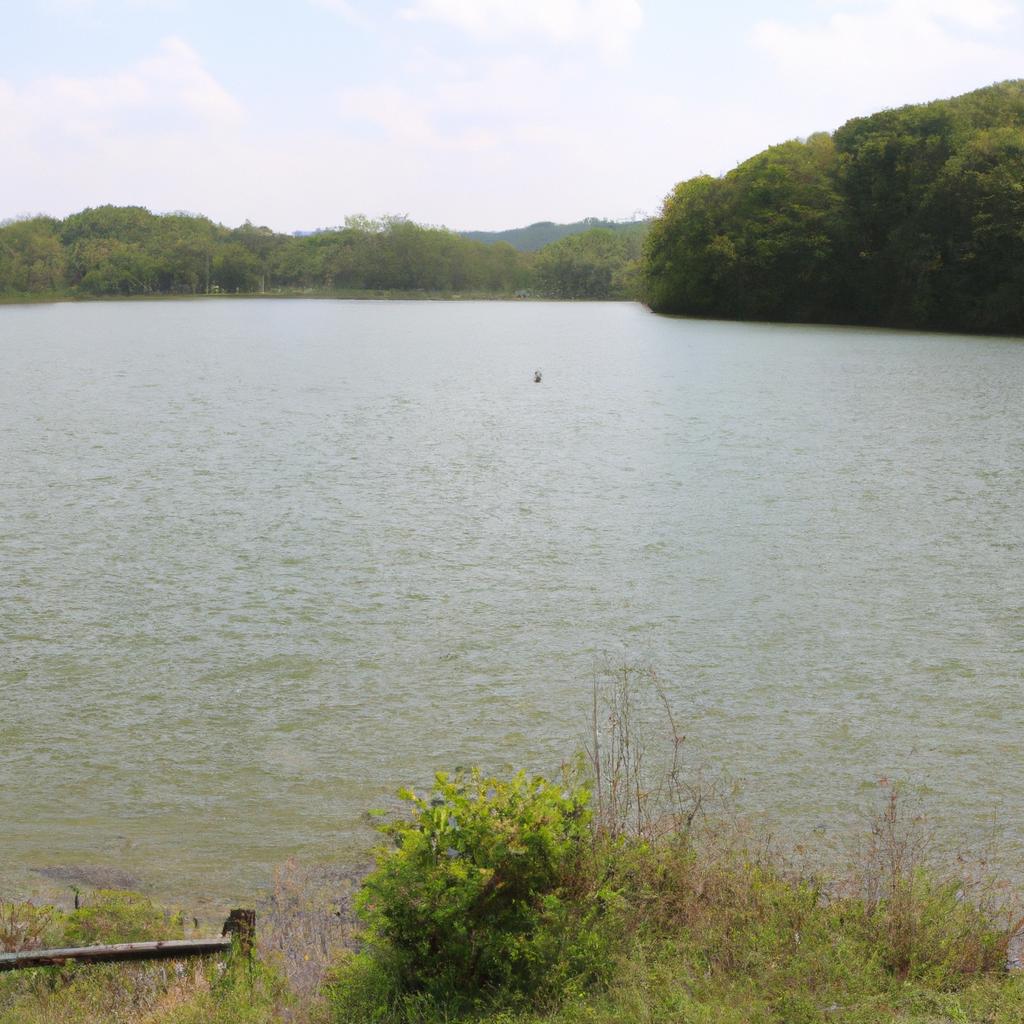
2, 299, 1022, 904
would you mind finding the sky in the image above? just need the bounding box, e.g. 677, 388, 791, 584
1, 0, 1022, 232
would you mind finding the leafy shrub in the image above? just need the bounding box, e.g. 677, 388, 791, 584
348, 768, 612, 1010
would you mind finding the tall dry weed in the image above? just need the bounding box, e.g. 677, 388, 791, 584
258, 858, 361, 1002
0, 900, 52, 952
846, 781, 1017, 979
585, 658, 715, 843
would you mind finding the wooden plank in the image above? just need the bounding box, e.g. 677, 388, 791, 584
0, 937, 231, 972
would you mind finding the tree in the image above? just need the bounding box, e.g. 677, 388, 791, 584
212, 243, 261, 292
533, 227, 645, 299
0, 217, 65, 293
642, 79, 1024, 334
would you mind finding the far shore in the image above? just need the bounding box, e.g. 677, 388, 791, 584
0, 288, 548, 306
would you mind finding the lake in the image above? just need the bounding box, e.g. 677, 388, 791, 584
1, 298, 1022, 907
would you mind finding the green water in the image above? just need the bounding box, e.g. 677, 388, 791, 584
2, 299, 1022, 906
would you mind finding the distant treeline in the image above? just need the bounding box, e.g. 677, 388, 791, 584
0, 207, 647, 302
642, 80, 1024, 335
460, 217, 648, 252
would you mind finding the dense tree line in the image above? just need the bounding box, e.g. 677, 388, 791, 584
533, 224, 646, 299
643, 80, 1024, 334
0, 207, 646, 302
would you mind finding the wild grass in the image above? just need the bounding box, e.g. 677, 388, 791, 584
2, 664, 1022, 1023
257, 857, 362, 1007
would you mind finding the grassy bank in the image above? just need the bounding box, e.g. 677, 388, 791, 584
3, 797, 1023, 1023
4, 783, 1022, 1024
4, 670, 1022, 1022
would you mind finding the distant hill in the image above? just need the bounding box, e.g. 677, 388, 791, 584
460, 218, 649, 252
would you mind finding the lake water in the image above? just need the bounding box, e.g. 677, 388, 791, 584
2, 298, 1022, 908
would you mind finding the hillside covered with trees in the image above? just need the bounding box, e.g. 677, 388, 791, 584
0, 208, 645, 303
460, 217, 648, 251
642, 80, 1024, 335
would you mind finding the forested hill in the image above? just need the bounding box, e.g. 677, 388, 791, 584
461, 218, 647, 251
0, 209, 647, 301
643, 80, 1024, 335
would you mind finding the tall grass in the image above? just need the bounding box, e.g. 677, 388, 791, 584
3, 664, 1023, 1023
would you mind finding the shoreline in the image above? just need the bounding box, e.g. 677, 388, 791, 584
3, 291, 1021, 340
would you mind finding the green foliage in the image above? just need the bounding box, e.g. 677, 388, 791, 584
643, 79, 1024, 334
644, 134, 847, 322
343, 769, 610, 1012
62, 890, 182, 946
212, 243, 262, 293
533, 227, 646, 299
0, 895, 292, 1024
0, 805, 1022, 1024
149, 957, 294, 1024
330, 825, 1023, 1024
462, 841, 1019, 1024
0, 207, 654, 302
0, 217, 65, 294
0, 761, 1020, 1024
0, 954, 292, 1024
861, 871, 1008, 983
0, 207, 536, 300
332, 765, 1022, 1024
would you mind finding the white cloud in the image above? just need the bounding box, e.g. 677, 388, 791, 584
3, 36, 241, 146
309, 0, 369, 26
753, 0, 1020, 111
337, 54, 587, 152
0, 37, 245, 218
399, 0, 643, 59
0, 23, 676, 231
136, 36, 242, 122
325, 47, 706, 228
339, 85, 436, 144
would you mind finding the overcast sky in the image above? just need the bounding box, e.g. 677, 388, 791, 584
2, 0, 1021, 232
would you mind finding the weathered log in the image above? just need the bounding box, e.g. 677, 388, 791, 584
0, 937, 231, 971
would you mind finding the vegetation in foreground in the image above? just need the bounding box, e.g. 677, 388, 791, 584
3, 668, 1022, 1023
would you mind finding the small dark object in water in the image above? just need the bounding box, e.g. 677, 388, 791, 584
533, 369, 542, 383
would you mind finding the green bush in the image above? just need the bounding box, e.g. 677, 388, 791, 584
347, 768, 612, 1011
62, 890, 181, 946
